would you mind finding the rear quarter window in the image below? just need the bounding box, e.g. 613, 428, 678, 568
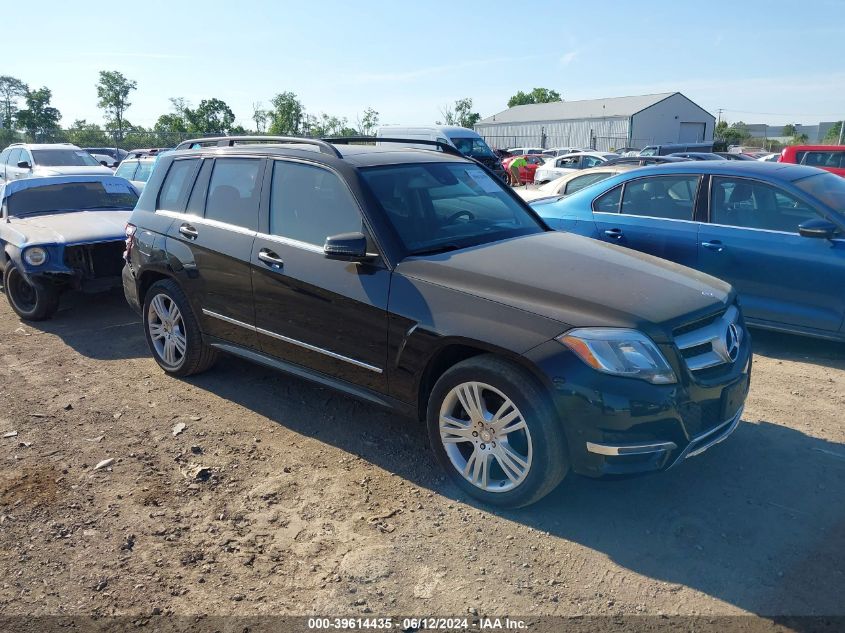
156, 159, 199, 211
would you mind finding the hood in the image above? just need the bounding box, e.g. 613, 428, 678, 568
34, 166, 115, 177
396, 231, 733, 341
11, 210, 132, 245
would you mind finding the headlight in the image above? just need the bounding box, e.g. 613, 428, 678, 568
558, 328, 677, 384
23, 247, 48, 267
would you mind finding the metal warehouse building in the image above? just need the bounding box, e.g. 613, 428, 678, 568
475, 92, 715, 152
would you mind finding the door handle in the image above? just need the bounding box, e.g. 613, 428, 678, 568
701, 240, 724, 252
178, 223, 198, 239
258, 249, 284, 268
604, 228, 624, 239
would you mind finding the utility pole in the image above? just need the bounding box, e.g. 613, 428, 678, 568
717, 109, 723, 125
838, 119, 844, 146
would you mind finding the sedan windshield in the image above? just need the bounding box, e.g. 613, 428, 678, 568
794, 172, 845, 210
31, 149, 101, 167
450, 137, 496, 160
361, 163, 544, 254
7, 181, 138, 216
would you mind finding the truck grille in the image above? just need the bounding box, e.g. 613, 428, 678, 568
673, 305, 743, 375
64, 241, 126, 279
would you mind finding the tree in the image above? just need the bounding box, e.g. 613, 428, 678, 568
823, 121, 843, 144
268, 92, 304, 135
788, 132, 809, 145
438, 103, 456, 126
252, 102, 269, 134
96, 70, 137, 142
305, 113, 356, 137
715, 120, 749, 146
0, 75, 28, 129
16, 87, 61, 141
356, 107, 379, 136
454, 98, 480, 128
507, 88, 562, 108
65, 119, 110, 147
184, 98, 237, 134
783, 123, 797, 138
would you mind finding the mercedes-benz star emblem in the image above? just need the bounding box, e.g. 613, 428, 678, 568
725, 323, 740, 361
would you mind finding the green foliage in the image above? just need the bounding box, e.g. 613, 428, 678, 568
715, 120, 749, 146
15, 87, 61, 141
252, 102, 270, 134
454, 98, 480, 128
356, 107, 379, 136
96, 70, 137, 141
507, 88, 562, 108
306, 113, 355, 137
823, 121, 843, 144
184, 98, 237, 134
782, 123, 797, 137
65, 119, 110, 147
268, 92, 304, 135
788, 133, 809, 146
0, 75, 28, 130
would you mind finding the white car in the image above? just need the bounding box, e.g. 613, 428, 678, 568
517, 165, 639, 202
533, 152, 618, 184
0, 143, 114, 184
541, 146, 589, 158
757, 153, 780, 162
0, 175, 138, 320
506, 146, 545, 156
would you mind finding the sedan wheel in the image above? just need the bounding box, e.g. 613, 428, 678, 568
147, 293, 188, 369
439, 381, 533, 493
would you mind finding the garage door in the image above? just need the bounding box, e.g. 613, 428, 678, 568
679, 122, 705, 142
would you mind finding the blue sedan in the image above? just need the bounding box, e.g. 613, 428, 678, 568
531, 162, 845, 341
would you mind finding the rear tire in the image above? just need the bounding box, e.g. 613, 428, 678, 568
426, 355, 569, 508
143, 279, 217, 376
3, 262, 60, 321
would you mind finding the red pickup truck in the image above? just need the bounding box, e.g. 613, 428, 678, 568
779, 145, 845, 177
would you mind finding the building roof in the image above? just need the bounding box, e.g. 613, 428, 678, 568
479, 92, 687, 125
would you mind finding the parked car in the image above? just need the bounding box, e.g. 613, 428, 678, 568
667, 152, 726, 161
640, 142, 714, 156
714, 152, 755, 161
541, 147, 589, 158
758, 153, 779, 162
506, 146, 545, 156
114, 149, 171, 192
84, 147, 129, 164
501, 154, 548, 185
89, 153, 119, 169
533, 152, 618, 184
603, 155, 690, 167
0, 175, 139, 320
375, 126, 505, 180
123, 135, 751, 508
0, 143, 114, 183
517, 165, 639, 202
531, 161, 845, 340
612, 147, 641, 156
779, 145, 845, 177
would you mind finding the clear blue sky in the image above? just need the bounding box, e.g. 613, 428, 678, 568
5, 0, 845, 129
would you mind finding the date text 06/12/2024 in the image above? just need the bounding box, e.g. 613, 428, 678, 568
306, 617, 528, 630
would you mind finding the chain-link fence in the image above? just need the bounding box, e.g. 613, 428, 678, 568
0, 128, 231, 151
481, 133, 654, 153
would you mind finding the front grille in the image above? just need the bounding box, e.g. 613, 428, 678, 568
64, 241, 125, 279
673, 305, 742, 376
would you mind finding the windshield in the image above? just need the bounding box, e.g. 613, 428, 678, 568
361, 162, 544, 254
7, 181, 138, 216
450, 137, 496, 159
794, 172, 845, 210
32, 149, 101, 167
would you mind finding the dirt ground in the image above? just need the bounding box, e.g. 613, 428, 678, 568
0, 289, 843, 619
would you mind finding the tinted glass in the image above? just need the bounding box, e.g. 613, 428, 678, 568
114, 160, 138, 180
582, 156, 604, 168
31, 149, 100, 167
801, 151, 845, 169
621, 175, 699, 220
565, 172, 612, 195
450, 137, 496, 159
361, 162, 543, 254
157, 159, 198, 211
134, 160, 156, 182
270, 161, 362, 246
7, 180, 138, 216
711, 177, 820, 232
204, 158, 261, 229
185, 160, 213, 216
8, 149, 23, 165
794, 172, 845, 210
593, 185, 622, 213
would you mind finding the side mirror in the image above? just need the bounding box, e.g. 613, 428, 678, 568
17, 161, 31, 169
324, 232, 375, 262
798, 219, 839, 239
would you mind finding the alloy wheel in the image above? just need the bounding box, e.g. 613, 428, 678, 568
147, 293, 187, 369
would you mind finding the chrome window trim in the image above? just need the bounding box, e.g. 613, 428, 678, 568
255, 231, 324, 254
592, 211, 699, 225
201, 309, 383, 374
156, 209, 257, 237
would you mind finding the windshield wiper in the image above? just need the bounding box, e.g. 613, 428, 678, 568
408, 243, 465, 256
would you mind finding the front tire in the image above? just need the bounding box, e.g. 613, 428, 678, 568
3, 262, 60, 321
143, 279, 217, 376
426, 355, 569, 508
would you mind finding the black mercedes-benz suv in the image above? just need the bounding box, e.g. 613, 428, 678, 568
122, 136, 751, 508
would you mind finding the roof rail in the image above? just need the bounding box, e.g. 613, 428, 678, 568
324, 136, 463, 158
174, 135, 342, 158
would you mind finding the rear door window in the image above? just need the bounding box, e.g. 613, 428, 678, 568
564, 172, 612, 195
710, 177, 820, 232
204, 158, 262, 230
593, 185, 622, 213
156, 159, 199, 211
114, 160, 138, 180
621, 175, 700, 220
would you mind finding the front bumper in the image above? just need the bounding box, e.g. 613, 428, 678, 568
524, 334, 752, 477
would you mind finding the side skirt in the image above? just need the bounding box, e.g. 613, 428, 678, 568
207, 338, 416, 418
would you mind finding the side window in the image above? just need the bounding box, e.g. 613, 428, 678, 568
185, 160, 213, 216
593, 185, 622, 213
710, 177, 819, 233
114, 160, 138, 180
8, 149, 22, 166
156, 159, 199, 211
565, 172, 611, 195
204, 158, 262, 230
270, 161, 363, 247
621, 175, 700, 220
582, 156, 603, 168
